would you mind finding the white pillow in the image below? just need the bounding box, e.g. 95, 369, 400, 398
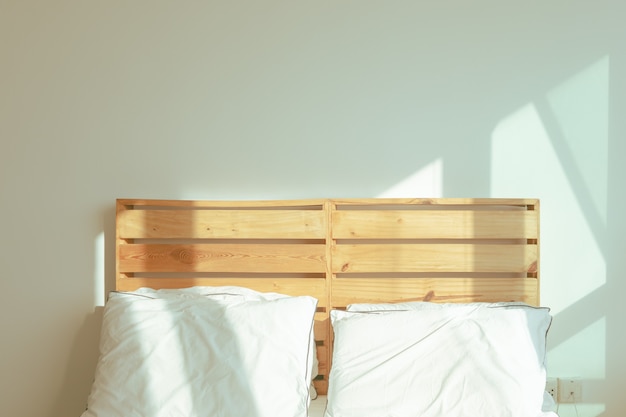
135, 286, 320, 397
347, 300, 532, 312
347, 301, 556, 412
82, 289, 317, 417
326, 304, 553, 417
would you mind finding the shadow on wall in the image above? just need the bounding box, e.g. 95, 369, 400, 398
50, 308, 103, 417
50, 205, 117, 417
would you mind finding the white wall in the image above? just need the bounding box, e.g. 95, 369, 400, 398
1, 2, 624, 416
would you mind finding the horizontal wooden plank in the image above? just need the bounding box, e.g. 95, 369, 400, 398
118, 198, 326, 209
314, 343, 328, 359
313, 378, 328, 395
332, 210, 538, 239
331, 198, 539, 207
313, 318, 328, 341
331, 277, 539, 306
314, 345, 329, 373
118, 209, 327, 239
332, 244, 537, 273
118, 198, 538, 209
119, 243, 327, 273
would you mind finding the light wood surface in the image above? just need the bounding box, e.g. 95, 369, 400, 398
116, 198, 540, 394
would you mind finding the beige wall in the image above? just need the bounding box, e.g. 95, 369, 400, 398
1, 2, 624, 416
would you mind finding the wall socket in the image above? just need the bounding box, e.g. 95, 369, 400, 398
557, 377, 582, 403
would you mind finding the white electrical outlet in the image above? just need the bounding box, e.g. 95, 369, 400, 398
545, 378, 558, 402
558, 377, 582, 403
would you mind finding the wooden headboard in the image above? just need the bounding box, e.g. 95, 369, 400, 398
116, 198, 540, 394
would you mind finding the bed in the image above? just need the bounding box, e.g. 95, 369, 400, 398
82, 198, 555, 417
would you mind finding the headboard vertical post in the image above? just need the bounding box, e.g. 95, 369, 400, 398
323, 200, 335, 385
115, 199, 132, 290
534, 200, 541, 304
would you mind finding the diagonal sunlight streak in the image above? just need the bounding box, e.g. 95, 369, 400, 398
539, 56, 609, 255
534, 96, 608, 258
547, 285, 607, 367
490, 102, 606, 314
544, 56, 609, 229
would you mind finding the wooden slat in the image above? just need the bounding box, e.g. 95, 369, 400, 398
331, 197, 539, 207
315, 345, 328, 368
331, 277, 539, 306
118, 209, 326, 239
313, 379, 328, 396
119, 243, 326, 273
314, 345, 329, 375
313, 318, 328, 341
332, 210, 538, 239
332, 244, 538, 273
118, 198, 326, 208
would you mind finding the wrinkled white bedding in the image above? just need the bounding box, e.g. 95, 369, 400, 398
84, 287, 559, 417
324, 304, 556, 417
82, 289, 318, 417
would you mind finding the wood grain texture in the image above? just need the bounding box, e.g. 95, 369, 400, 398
332, 244, 538, 273
329, 197, 538, 206
118, 243, 326, 273
331, 277, 539, 307
117, 198, 327, 208
118, 209, 326, 239
332, 210, 538, 239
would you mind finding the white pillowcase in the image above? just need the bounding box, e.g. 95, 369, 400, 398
135, 286, 320, 398
346, 301, 556, 412
326, 303, 553, 417
82, 288, 317, 417
346, 300, 530, 312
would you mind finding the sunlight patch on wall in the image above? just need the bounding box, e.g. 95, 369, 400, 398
545, 56, 609, 226
94, 231, 105, 307
492, 56, 610, 416
548, 316, 606, 379
490, 103, 605, 315
377, 158, 443, 198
